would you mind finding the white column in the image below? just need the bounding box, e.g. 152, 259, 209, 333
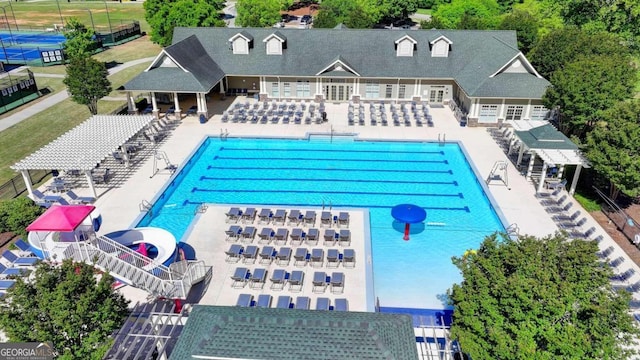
21, 170, 34, 199
569, 165, 582, 195
173, 92, 181, 112
524, 99, 532, 119
200, 93, 209, 116
414, 79, 419, 96
220, 80, 226, 94
537, 162, 548, 193
151, 92, 158, 111
499, 99, 505, 119
516, 147, 525, 166
474, 99, 480, 117
84, 170, 97, 198
126, 92, 136, 113
557, 165, 565, 179
525, 152, 536, 179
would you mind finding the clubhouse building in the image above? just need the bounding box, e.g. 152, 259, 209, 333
124, 27, 550, 127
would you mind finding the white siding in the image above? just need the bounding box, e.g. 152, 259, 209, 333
266, 38, 282, 55
233, 38, 248, 54
432, 41, 449, 57
397, 40, 413, 57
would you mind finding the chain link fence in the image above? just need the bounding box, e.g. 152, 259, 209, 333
593, 186, 640, 245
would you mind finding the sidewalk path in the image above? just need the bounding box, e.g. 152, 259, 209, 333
0, 56, 155, 132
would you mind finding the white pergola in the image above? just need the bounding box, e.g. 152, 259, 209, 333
508, 120, 590, 195
12, 115, 155, 198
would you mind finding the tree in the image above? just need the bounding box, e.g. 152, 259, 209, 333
236, 0, 282, 28
382, 0, 419, 20
429, 0, 501, 29
314, 0, 385, 29
585, 100, 640, 200
0, 197, 44, 238
449, 232, 639, 359
512, 0, 563, 39
499, 10, 539, 53
63, 57, 112, 115
542, 54, 636, 138
528, 28, 631, 80
144, 0, 225, 47
63, 18, 98, 61
0, 260, 130, 359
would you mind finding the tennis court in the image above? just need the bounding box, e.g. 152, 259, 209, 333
0, 31, 65, 64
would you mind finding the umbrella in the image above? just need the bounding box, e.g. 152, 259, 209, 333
137, 242, 148, 257
391, 204, 427, 240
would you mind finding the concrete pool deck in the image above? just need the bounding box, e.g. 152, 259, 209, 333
63, 96, 640, 306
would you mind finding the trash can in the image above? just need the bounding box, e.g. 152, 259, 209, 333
199, 114, 207, 124
322, 111, 327, 122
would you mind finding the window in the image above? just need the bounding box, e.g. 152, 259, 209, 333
271, 82, 279, 97
530, 105, 549, 121
385, 84, 393, 99
398, 84, 406, 99
365, 81, 379, 99
478, 105, 499, 123
296, 80, 310, 97
267, 39, 281, 55
505, 105, 524, 121
283, 82, 291, 97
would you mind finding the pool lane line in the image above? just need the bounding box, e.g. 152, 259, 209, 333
200, 176, 458, 187
218, 147, 446, 155
206, 165, 454, 174
191, 187, 465, 199
213, 156, 448, 164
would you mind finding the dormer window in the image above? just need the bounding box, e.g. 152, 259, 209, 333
229, 31, 254, 55
263, 32, 286, 55
430, 35, 452, 57
394, 35, 417, 57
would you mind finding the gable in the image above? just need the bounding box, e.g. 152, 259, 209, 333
316, 58, 360, 77
395, 35, 417, 57
491, 53, 541, 78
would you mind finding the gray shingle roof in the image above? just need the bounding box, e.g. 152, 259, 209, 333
515, 124, 578, 150
127, 27, 548, 99
168, 305, 419, 360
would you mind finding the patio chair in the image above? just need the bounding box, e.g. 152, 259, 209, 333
611, 268, 636, 282
303, 211, 317, 226
343, 249, 355, 268
327, 249, 340, 268
270, 269, 287, 290
294, 248, 309, 267
225, 225, 242, 242
334, 298, 349, 311
249, 268, 267, 289
275, 247, 292, 266
259, 245, 275, 264
312, 271, 328, 293
287, 210, 303, 225
596, 246, 615, 259
242, 245, 259, 264
241, 226, 257, 243
274, 228, 288, 245
66, 190, 96, 205
242, 207, 257, 224
236, 293, 253, 307
295, 296, 311, 310
338, 230, 351, 247
0, 280, 16, 291
316, 297, 330, 311
571, 226, 596, 239
258, 228, 274, 244
289, 270, 304, 292
546, 179, 567, 191
258, 208, 273, 224
541, 194, 568, 208
310, 248, 324, 267
276, 295, 292, 309
225, 207, 242, 223
338, 212, 350, 228
290, 228, 305, 246
330, 272, 345, 293
323, 229, 337, 246
552, 210, 581, 223
0, 263, 30, 278
225, 244, 243, 262
256, 294, 273, 308
14, 239, 34, 257
306, 228, 319, 245
609, 256, 625, 268
2, 250, 38, 267
231, 267, 250, 288
272, 209, 287, 225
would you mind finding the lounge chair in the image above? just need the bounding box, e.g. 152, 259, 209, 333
552, 210, 581, 223
312, 271, 328, 293
287, 210, 303, 225
330, 272, 345, 293
259, 245, 275, 264
225, 225, 242, 241
272, 209, 286, 225
571, 227, 596, 239
276, 247, 292, 266
294, 248, 309, 267
303, 211, 317, 226
290, 228, 305, 245
14, 239, 34, 257
596, 246, 615, 259
310, 248, 324, 267
541, 194, 568, 208
316, 297, 330, 311
289, 270, 304, 292
274, 228, 288, 245
249, 268, 267, 289
241, 226, 257, 242
66, 190, 96, 204
0, 280, 16, 291
270, 269, 287, 290
327, 249, 340, 268
338, 212, 350, 228
256, 294, 273, 308
334, 298, 349, 311
612, 268, 636, 282
0, 263, 30, 278
343, 249, 355, 268
339, 230, 351, 247
559, 217, 587, 230
225, 244, 243, 262
295, 296, 311, 310
276, 296, 292, 309
242, 245, 259, 264
231, 267, 250, 288
258, 208, 273, 224
32, 189, 62, 204
258, 227, 274, 244
91, 168, 110, 184
306, 228, 319, 245
320, 211, 333, 227
2, 250, 38, 267
242, 208, 257, 224
609, 256, 625, 268
225, 207, 242, 223
546, 179, 567, 190
236, 293, 253, 307
323, 229, 337, 246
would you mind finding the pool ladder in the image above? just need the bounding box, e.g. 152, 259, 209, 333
322, 198, 332, 210
220, 128, 229, 140
438, 133, 446, 146
139, 199, 152, 213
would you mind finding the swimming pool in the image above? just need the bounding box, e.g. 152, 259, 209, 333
137, 137, 505, 311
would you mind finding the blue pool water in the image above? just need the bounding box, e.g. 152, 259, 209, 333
137, 137, 504, 310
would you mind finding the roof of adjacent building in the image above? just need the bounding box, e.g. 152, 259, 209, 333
125, 27, 549, 99
168, 305, 420, 360
515, 123, 578, 150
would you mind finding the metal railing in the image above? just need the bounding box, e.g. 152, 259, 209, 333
593, 186, 640, 244
0, 169, 51, 199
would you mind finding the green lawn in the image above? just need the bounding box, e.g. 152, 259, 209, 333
415, 8, 432, 15
106, 62, 151, 97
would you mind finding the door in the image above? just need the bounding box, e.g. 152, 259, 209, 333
429, 89, 444, 103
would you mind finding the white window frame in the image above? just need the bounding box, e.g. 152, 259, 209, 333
365, 81, 379, 99
385, 84, 393, 99
283, 82, 291, 97
398, 84, 406, 99
478, 104, 499, 123
271, 82, 279, 97
296, 80, 310, 97
530, 105, 549, 121
505, 105, 524, 121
